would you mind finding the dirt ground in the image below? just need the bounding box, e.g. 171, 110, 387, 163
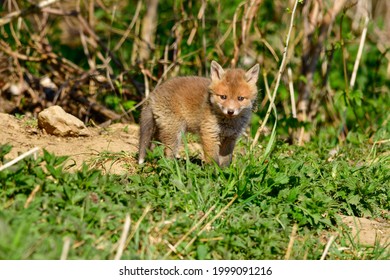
0, 113, 140, 174
0, 113, 389, 251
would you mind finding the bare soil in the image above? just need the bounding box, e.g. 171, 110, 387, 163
339, 215, 389, 248
0, 113, 389, 250
0, 113, 139, 174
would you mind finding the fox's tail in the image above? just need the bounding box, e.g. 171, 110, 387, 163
138, 101, 155, 164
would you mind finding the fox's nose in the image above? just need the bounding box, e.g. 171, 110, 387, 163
227, 110, 235, 115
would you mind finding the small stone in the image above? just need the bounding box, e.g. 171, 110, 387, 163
38, 106, 90, 137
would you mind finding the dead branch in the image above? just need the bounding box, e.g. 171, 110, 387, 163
0, 41, 43, 62
0, 0, 60, 26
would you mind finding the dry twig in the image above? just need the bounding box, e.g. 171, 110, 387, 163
124, 205, 151, 248
114, 214, 132, 260
0, 0, 59, 26
60, 237, 72, 260
288, 67, 297, 118
251, 0, 300, 149
183, 194, 238, 252
0, 147, 39, 172
284, 223, 298, 260
164, 204, 216, 258
320, 235, 336, 260
24, 185, 41, 209
350, 15, 369, 90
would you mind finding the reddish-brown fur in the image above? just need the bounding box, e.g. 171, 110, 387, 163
138, 61, 259, 167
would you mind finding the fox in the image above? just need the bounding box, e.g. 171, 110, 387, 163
138, 60, 260, 167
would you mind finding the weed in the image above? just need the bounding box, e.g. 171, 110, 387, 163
0, 137, 388, 260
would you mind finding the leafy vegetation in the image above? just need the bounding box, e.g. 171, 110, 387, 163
0, 139, 388, 260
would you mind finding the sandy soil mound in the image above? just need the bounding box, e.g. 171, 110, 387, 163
0, 113, 139, 174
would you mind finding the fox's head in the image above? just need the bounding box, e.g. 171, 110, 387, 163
208, 61, 259, 118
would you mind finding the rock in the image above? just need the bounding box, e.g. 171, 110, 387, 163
38, 106, 90, 137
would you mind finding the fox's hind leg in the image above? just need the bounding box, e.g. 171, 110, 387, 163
138, 102, 155, 164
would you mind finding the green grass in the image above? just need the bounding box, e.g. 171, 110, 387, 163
0, 136, 388, 260
0, 0, 389, 261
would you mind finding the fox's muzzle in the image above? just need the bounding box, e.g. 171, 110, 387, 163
222, 107, 240, 117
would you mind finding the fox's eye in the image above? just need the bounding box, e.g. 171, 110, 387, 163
220, 95, 227, 100
238, 96, 245, 101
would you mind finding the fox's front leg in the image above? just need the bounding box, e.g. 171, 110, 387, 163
200, 123, 221, 166
218, 137, 237, 167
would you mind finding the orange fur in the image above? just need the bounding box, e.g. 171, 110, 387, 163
138, 61, 259, 167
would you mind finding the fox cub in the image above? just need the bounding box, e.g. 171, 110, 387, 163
138, 61, 259, 167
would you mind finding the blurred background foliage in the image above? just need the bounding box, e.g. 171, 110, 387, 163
0, 0, 389, 145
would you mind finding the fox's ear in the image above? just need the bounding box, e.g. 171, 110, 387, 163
245, 64, 260, 84
210, 61, 225, 81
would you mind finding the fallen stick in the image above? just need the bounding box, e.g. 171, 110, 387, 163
114, 214, 132, 260
320, 235, 336, 260
0, 147, 40, 172
284, 223, 298, 260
